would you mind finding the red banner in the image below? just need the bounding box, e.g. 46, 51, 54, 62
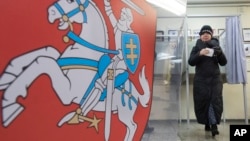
0, 0, 156, 140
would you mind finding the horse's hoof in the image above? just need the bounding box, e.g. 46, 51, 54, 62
58, 112, 76, 126
0, 73, 16, 90
2, 103, 24, 127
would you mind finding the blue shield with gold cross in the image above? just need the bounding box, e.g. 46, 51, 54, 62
121, 33, 140, 74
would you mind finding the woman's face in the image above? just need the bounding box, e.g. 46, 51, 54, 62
200, 33, 212, 42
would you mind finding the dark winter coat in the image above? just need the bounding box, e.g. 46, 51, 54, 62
188, 38, 227, 124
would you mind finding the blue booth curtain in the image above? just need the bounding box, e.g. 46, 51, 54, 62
225, 16, 247, 84
225, 16, 248, 124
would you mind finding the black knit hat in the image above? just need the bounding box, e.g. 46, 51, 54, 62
199, 25, 213, 36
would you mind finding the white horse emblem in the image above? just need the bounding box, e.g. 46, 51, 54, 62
0, 0, 150, 141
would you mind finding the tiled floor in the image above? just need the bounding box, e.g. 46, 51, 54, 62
142, 74, 248, 141
142, 120, 180, 141
142, 120, 246, 141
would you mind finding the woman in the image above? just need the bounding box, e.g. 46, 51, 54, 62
188, 25, 227, 136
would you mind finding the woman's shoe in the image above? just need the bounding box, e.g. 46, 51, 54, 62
211, 124, 219, 136
205, 124, 211, 131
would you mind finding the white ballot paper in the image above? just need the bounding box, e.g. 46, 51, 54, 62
205, 48, 214, 57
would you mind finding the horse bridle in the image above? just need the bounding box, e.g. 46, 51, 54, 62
53, 0, 119, 54
53, 0, 89, 42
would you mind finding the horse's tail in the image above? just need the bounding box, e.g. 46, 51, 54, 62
137, 65, 150, 107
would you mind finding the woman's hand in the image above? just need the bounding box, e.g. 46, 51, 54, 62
199, 48, 210, 56
213, 47, 222, 56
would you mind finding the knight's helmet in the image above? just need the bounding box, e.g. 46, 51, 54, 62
122, 8, 133, 29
